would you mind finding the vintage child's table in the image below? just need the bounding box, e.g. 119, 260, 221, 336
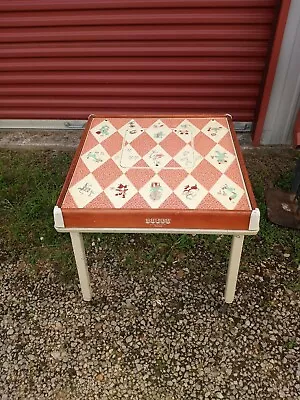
54, 114, 260, 303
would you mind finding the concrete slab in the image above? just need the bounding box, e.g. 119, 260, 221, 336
0, 129, 82, 151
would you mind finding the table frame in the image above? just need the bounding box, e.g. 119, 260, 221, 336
54, 114, 260, 303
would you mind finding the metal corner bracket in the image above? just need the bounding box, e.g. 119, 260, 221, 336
249, 208, 260, 231
53, 206, 65, 228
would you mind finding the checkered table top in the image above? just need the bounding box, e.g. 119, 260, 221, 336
56, 114, 258, 231
61, 116, 251, 212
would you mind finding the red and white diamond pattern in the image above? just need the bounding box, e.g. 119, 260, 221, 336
174, 175, 208, 209
205, 143, 235, 174
90, 119, 117, 143
69, 173, 102, 208
81, 144, 110, 172
139, 175, 173, 209
65, 118, 250, 211
146, 119, 172, 143
104, 174, 137, 209
201, 119, 228, 143
119, 144, 142, 168
210, 175, 244, 210
175, 119, 200, 142
119, 119, 144, 143
173, 144, 202, 172
143, 145, 172, 170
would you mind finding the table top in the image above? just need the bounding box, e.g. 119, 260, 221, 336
55, 114, 259, 232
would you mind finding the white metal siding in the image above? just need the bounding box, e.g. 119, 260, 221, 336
262, 0, 300, 145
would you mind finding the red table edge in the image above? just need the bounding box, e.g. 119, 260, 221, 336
59, 207, 251, 230
227, 117, 257, 210
54, 113, 260, 232
57, 113, 95, 208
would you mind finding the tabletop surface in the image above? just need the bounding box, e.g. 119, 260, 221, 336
61, 116, 252, 214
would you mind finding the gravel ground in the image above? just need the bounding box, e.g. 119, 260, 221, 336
0, 237, 299, 400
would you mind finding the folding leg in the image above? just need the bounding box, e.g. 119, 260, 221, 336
70, 232, 92, 301
225, 235, 244, 303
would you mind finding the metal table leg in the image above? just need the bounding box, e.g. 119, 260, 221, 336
70, 232, 92, 301
225, 235, 244, 303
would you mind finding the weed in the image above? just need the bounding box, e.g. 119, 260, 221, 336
285, 339, 297, 350
286, 281, 300, 293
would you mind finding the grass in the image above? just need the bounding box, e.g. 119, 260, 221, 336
286, 281, 300, 293
0, 148, 299, 283
244, 149, 300, 264
0, 150, 75, 280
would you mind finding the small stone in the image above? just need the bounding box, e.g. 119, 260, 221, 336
7, 328, 14, 335
126, 335, 133, 344
135, 363, 143, 372
51, 351, 61, 360
176, 270, 185, 279
96, 373, 105, 382
283, 253, 290, 258
54, 322, 63, 331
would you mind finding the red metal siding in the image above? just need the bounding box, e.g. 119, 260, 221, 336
0, 0, 280, 121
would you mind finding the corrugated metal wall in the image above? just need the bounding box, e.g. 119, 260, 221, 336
0, 0, 280, 121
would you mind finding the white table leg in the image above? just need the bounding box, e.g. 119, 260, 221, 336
70, 232, 92, 301
225, 235, 244, 303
